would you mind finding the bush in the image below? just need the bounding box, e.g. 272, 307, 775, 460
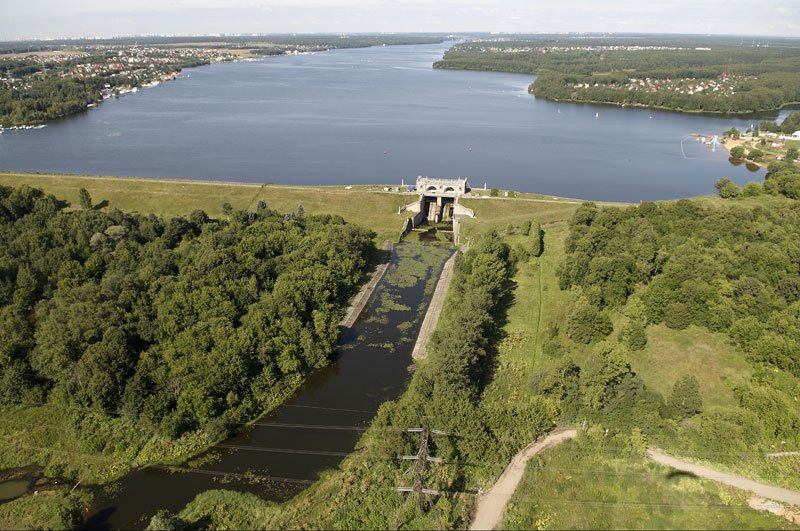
714, 178, 740, 198
741, 181, 763, 196
620, 321, 647, 351
668, 374, 703, 418
567, 300, 613, 344
663, 302, 692, 330
729, 145, 746, 159
530, 222, 544, 257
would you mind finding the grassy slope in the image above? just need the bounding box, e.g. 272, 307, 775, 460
492, 225, 787, 529
488, 226, 581, 397
631, 325, 750, 409
0, 173, 589, 244
502, 439, 791, 530
0, 487, 91, 530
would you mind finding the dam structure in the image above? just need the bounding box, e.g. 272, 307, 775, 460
400, 177, 475, 243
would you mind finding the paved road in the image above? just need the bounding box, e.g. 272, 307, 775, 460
469, 429, 578, 531
647, 450, 800, 506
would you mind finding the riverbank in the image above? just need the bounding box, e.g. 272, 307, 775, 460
721, 135, 800, 169
0, 36, 447, 127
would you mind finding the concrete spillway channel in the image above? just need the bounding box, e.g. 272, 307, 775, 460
411, 248, 459, 360
339, 240, 393, 328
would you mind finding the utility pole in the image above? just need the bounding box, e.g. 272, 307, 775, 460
392, 420, 456, 529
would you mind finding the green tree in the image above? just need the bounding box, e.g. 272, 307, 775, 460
78, 187, 92, 210
785, 147, 798, 162
668, 374, 703, 418
620, 320, 647, 351
748, 148, 764, 161
531, 222, 544, 257
729, 145, 746, 159
490, 188, 499, 197
741, 181, 763, 197
567, 299, 613, 344
714, 178, 740, 199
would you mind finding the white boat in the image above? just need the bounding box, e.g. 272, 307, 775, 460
595, 112, 599, 118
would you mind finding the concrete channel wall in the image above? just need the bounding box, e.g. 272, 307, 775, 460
411, 249, 459, 360
339, 240, 393, 328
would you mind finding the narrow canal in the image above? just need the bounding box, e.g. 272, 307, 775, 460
83, 242, 453, 530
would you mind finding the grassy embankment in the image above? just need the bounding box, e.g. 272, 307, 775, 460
0, 172, 586, 244
0, 486, 91, 530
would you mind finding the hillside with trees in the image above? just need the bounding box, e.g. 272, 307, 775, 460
556, 195, 800, 466
434, 36, 800, 114
0, 184, 374, 462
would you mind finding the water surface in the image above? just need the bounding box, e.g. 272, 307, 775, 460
83, 243, 452, 530
0, 43, 783, 202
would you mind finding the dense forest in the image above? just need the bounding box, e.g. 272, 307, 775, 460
434, 37, 800, 114
555, 195, 800, 456
0, 185, 374, 440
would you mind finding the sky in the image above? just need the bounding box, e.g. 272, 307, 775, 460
1, 0, 799, 40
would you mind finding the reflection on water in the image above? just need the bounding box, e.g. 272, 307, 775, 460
84, 242, 452, 530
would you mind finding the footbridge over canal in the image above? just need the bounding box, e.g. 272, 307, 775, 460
400, 177, 475, 243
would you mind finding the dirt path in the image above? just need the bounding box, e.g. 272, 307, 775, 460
339, 240, 393, 328
647, 450, 800, 506
469, 429, 578, 531
411, 249, 458, 360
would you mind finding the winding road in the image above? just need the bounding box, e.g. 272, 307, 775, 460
647, 450, 800, 506
469, 428, 578, 530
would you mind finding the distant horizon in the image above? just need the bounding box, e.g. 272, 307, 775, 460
3, 31, 800, 44
3, 1, 798, 41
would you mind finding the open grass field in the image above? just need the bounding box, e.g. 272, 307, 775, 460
502, 437, 792, 530
0, 172, 594, 243
485, 225, 585, 401
631, 325, 750, 410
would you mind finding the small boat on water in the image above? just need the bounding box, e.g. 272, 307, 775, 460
595, 112, 599, 118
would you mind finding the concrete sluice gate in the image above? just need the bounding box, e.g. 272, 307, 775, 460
400, 177, 475, 243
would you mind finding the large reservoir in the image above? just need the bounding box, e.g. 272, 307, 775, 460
0, 42, 783, 202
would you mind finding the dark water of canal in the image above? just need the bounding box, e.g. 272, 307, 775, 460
82, 243, 452, 530
0, 42, 788, 202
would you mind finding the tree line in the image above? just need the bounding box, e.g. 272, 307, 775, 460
434, 39, 800, 114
